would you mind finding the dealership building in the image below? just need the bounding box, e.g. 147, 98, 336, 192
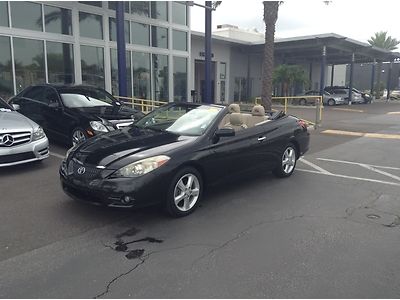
0, 1, 399, 103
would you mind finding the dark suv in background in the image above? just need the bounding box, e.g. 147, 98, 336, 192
324, 86, 372, 104
9, 85, 144, 146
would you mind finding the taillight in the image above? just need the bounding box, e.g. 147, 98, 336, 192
298, 119, 308, 129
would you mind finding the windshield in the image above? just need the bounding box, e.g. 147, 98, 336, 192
0, 99, 12, 111
134, 104, 222, 136
60, 93, 113, 108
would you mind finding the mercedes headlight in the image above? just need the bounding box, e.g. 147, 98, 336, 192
90, 121, 108, 132
32, 126, 46, 141
113, 155, 170, 178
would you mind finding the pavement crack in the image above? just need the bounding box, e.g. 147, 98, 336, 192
93, 243, 216, 298
191, 215, 305, 268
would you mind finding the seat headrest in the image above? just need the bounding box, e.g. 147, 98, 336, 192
228, 103, 240, 113
230, 113, 243, 125
252, 105, 265, 117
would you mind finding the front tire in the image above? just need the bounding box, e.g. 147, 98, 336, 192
71, 127, 88, 146
165, 167, 203, 217
327, 99, 336, 106
273, 143, 297, 178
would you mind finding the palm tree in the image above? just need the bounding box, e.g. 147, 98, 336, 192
368, 31, 400, 98
261, 1, 279, 112
273, 64, 308, 96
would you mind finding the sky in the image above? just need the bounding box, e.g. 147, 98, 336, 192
190, 0, 400, 45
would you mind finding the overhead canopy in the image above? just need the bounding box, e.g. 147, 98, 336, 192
250, 33, 400, 64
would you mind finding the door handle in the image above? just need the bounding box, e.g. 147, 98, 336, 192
257, 136, 266, 142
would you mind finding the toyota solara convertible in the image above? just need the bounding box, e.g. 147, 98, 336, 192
60, 102, 310, 217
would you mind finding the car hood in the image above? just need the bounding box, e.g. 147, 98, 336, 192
0, 110, 37, 132
71, 127, 197, 168
69, 105, 141, 122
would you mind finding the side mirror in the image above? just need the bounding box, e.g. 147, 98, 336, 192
12, 104, 20, 111
49, 102, 61, 109
215, 127, 235, 138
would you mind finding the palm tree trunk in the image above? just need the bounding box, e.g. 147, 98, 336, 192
261, 1, 279, 112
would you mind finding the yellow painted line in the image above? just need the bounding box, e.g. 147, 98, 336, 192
387, 111, 400, 115
322, 129, 400, 140
332, 108, 364, 113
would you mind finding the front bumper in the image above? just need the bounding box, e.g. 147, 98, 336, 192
59, 161, 168, 208
0, 137, 49, 167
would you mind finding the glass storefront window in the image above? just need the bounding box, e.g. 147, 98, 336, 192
79, 12, 103, 40
172, 2, 187, 25
0, 2, 9, 27
109, 18, 130, 43
44, 5, 72, 35
81, 45, 104, 88
46, 41, 74, 84
0, 36, 13, 99
173, 57, 187, 102
220, 62, 226, 79
151, 26, 168, 49
10, 2, 42, 31
151, 1, 168, 21
131, 1, 150, 17
13, 38, 45, 93
173, 30, 187, 51
110, 49, 132, 97
132, 52, 151, 100
108, 1, 130, 12
131, 22, 150, 46
152, 54, 168, 101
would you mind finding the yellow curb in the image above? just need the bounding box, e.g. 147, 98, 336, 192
321, 129, 400, 140
332, 108, 364, 113
387, 112, 400, 115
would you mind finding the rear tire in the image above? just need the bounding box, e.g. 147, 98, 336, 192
164, 167, 203, 217
273, 143, 297, 178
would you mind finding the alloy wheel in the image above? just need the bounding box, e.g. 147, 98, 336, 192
282, 146, 296, 174
173, 173, 200, 212
72, 129, 86, 146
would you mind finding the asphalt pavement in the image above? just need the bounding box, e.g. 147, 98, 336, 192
1, 101, 400, 298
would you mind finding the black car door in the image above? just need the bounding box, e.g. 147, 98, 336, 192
204, 125, 268, 183
15, 86, 46, 125
42, 87, 70, 139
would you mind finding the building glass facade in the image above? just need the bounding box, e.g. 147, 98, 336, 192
0, 1, 190, 102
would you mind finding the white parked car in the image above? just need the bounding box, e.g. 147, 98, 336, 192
0, 97, 49, 167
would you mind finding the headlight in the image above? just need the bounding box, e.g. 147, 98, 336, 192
90, 121, 108, 132
32, 127, 46, 141
112, 155, 170, 178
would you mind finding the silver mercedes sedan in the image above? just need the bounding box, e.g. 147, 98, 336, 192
0, 97, 49, 167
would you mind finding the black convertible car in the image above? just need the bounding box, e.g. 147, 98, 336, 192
60, 102, 310, 217
9, 84, 144, 146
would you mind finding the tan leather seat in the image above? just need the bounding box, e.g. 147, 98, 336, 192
246, 105, 268, 127
224, 113, 248, 131
219, 103, 241, 128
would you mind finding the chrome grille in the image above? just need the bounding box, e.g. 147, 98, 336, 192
0, 131, 31, 147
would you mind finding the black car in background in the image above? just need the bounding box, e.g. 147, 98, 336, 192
60, 102, 310, 217
9, 85, 144, 146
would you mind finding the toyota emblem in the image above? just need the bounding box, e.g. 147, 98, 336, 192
1, 134, 14, 146
77, 166, 86, 175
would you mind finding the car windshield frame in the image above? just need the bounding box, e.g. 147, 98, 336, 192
134, 104, 223, 136
0, 99, 13, 111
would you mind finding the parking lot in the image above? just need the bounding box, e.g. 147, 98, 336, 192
1, 101, 400, 298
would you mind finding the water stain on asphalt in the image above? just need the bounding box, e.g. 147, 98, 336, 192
125, 249, 145, 260
115, 237, 163, 252
116, 226, 141, 239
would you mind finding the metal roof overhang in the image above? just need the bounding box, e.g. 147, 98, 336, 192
247, 34, 400, 65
